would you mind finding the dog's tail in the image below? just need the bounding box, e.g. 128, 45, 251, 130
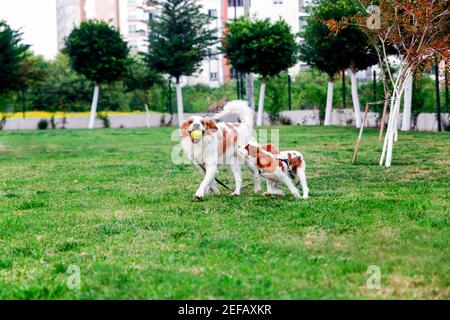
213, 100, 254, 129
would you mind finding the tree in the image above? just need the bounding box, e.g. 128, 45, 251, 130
64, 20, 129, 129
299, 0, 351, 125
147, 0, 217, 126
124, 54, 160, 93
14, 54, 50, 116
0, 21, 29, 98
361, 0, 448, 166
223, 17, 298, 126
332, 0, 379, 128
329, 0, 449, 166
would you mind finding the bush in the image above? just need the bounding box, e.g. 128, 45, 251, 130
97, 112, 110, 128
37, 119, 49, 130
265, 72, 288, 122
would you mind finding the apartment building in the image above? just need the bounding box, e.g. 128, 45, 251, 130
56, 0, 131, 51
56, 0, 86, 51
56, 0, 313, 86
182, 0, 313, 87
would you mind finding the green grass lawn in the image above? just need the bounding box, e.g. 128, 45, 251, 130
0, 126, 448, 299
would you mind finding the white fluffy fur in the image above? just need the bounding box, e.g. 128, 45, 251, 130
180, 100, 261, 200
239, 145, 309, 200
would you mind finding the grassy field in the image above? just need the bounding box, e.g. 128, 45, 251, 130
0, 126, 448, 299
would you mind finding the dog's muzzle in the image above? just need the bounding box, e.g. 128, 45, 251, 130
190, 124, 205, 144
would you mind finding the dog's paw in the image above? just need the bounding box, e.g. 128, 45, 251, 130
230, 192, 240, 197
302, 194, 309, 200
292, 191, 301, 199
209, 186, 220, 195
195, 190, 205, 201
272, 189, 284, 196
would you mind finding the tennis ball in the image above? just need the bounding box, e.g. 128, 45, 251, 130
191, 130, 203, 140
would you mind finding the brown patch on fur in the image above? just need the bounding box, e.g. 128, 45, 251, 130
245, 144, 278, 172
218, 127, 239, 156
180, 117, 193, 137
204, 117, 218, 133
262, 144, 280, 155
288, 154, 303, 170
218, 129, 227, 155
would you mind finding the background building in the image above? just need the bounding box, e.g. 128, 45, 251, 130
56, 0, 313, 86
182, 0, 314, 87
56, 0, 129, 51
56, 0, 86, 51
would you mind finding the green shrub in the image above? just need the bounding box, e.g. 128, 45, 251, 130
37, 119, 49, 130
97, 112, 111, 128
265, 72, 288, 122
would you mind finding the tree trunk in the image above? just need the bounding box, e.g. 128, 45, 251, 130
350, 64, 362, 128
380, 67, 410, 167
88, 83, 100, 129
401, 71, 413, 131
256, 77, 267, 126
324, 75, 334, 125
246, 73, 255, 110
244, 0, 253, 110
175, 78, 184, 127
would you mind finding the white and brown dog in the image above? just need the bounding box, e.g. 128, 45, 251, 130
239, 143, 309, 199
180, 100, 261, 200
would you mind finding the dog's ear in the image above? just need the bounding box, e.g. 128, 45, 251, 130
245, 144, 258, 157
288, 153, 303, 169
204, 117, 218, 132
180, 117, 192, 137
262, 144, 279, 155
258, 153, 275, 168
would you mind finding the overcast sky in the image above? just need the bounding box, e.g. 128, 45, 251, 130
0, 0, 57, 59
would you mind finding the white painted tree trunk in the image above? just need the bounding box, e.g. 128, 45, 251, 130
88, 84, 100, 129
386, 95, 402, 167
256, 78, 267, 126
350, 68, 362, 128
380, 69, 410, 167
144, 104, 151, 128
176, 80, 184, 126
401, 72, 413, 131
246, 73, 255, 110
324, 80, 334, 125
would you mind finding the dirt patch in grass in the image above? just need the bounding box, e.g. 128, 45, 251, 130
302, 227, 327, 249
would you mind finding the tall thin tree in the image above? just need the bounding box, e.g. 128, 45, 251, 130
147, 0, 217, 126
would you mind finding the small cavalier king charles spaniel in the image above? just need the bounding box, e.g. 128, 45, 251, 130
239, 143, 309, 199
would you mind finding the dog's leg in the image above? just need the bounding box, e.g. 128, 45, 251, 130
246, 162, 262, 193
195, 163, 219, 195
229, 162, 242, 196
208, 180, 220, 195
264, 180, 284, 197
263, 179, 272, 197
296, 167, 309, 199
276, 171, 301, 199
195, 164, 217, 200
270, 181, 284, 196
